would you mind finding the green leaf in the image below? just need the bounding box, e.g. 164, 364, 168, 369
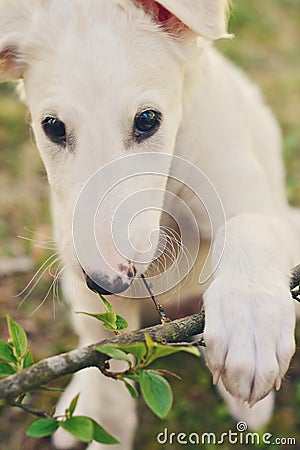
7, 316, 27, 358
23, 350, 34, 369
139, 370, 173, 419
92, 419, 119, 444
123, 380, 139, 399
0, 362, 16, 377
116, 343, 147, 366
123, 373, 140, 383
102, 323, 118, 332
145, 334, 155, 353
77, 312, 117, 331
0, 340, 17, 364
61, 416, 93, 443
115, 315, 128, 331
67, 394, 80, 417
99, 295, 115, 313
96, 346, 132, 366
26, 418, 59, 438
145, 343, 201, 367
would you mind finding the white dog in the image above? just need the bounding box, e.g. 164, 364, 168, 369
1, 1, 300, 449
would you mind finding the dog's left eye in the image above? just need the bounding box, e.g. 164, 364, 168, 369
42, 117, 67, 146
134, 110, 161, 142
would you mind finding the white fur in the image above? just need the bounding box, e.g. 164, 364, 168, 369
0, 1, 299, 449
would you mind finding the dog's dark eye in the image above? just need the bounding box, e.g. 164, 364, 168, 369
134, 110, 161, 142
42, 117, 67, 146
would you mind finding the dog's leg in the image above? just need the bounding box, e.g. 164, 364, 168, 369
53, 273, 140, 450
203, 212, 299, 424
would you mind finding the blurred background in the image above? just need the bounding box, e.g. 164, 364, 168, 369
0, 0, 299, 449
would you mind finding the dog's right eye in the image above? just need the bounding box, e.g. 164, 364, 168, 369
134, 110, 161, 142
42, 117, 67, 146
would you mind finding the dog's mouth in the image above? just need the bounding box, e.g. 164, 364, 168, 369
82, 262, 137, 296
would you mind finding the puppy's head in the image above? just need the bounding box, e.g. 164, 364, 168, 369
0, 0, 229, 296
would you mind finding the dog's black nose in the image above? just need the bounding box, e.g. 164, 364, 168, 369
85, 273, 133, 295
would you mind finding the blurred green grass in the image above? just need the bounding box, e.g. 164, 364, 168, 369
0, 1, 299, 449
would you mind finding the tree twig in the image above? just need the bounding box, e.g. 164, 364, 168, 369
141, 274, 171, 323
0, 264, 299, 405
11, 401, 53, 419
0, 312, 205, 404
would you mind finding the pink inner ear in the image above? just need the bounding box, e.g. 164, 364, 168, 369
137, 0, 187, 34
155, 2, 172, 23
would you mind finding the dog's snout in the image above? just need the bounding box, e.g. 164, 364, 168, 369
84, 267, 136, 296
86, 275, 116, 295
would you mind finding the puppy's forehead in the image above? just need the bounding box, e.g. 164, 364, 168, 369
31, 0, 177, 62
25, 0, 183, 109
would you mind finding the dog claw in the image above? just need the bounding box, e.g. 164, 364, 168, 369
212, 369, 222, 385
275, 376, 282, 391
248, 397, 256, 409
248, 388, 257, 408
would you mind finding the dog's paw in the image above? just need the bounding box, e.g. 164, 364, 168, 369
203, 279, 296, 405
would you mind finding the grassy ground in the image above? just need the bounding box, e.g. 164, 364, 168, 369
0, 1, 300, 449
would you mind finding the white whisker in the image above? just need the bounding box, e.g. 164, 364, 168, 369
16, 253, 60, 306
17, 235, 56, 250
23, 227, 55, 241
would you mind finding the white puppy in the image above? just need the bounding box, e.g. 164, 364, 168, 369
0, 1, 299, 449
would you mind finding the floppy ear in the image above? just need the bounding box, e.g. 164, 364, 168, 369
136, 0, 230, 39
0, 0, 35, 79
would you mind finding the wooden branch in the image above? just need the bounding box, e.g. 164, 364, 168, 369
0, 312, 205, 403
0, 265, 299, 406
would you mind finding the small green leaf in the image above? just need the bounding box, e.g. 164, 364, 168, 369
26, 418, 59, 438
102, 312, 117, 328
124, 373, 140, 383
77, 312, 117, 330
0, 362, 16, 377
115, 315, 128, 331
67, 394, 80, 417
23, 350, 34, 369
0, 340, 17, 363
102, 322, 118, 331
116, 343, 147, 365
139, 370, 173, 419
145, 334, 155, 353
96, 346, 132, 366
145, 343, 201, 367
99, 295, 115, 313
7, 316, 27, 358
92, 419, 119, 444
123, 380, 139, 399
61, 416, 93, 443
